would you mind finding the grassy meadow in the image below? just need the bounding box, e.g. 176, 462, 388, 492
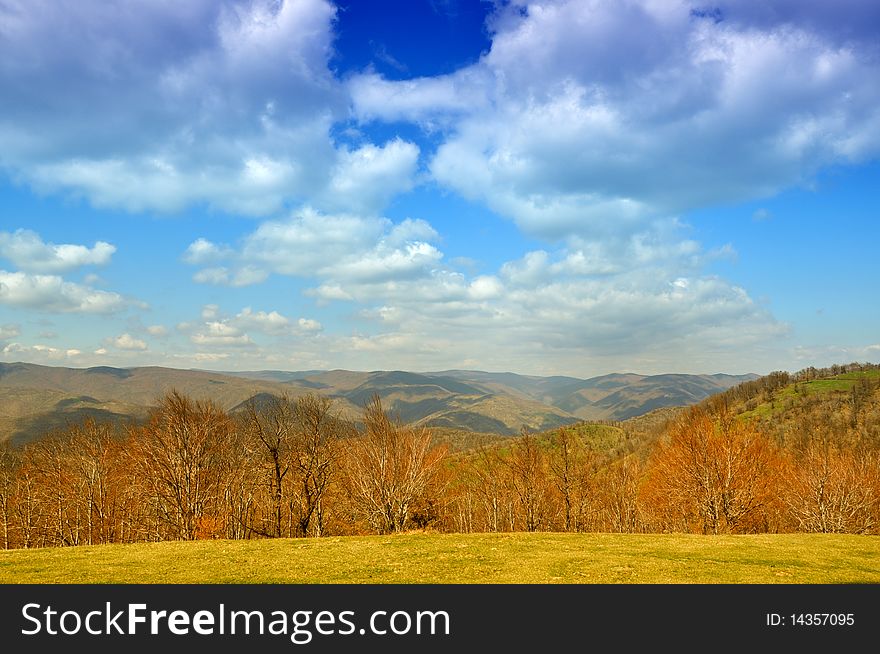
2, 533, 878, 584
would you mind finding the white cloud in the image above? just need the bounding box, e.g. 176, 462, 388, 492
181, 305, 321, 345
191, 332, 255, 347
467, 276, 503, 301
0, 0, 424, 217
193, 267, 233, 285
182, 238, 234, 265
201, 305, 220, 320
319, 139, 420, 214
1, 342, 83, 361
314, 267, 788, 375
268, 212, 787, 374
188, 208, 408, 288
234, 307, 290, 333
111, 333, 148, 351
187, 208, 445, 291
164, 305, 323, 365
3, 0, 867, 376
308, 284, 353, 302
190, 321, 255, 347
229, 265, 270, 287
191, 265, 268, 287
386, 218, 439, 246
146, 324, 168, 337
329, 241, 442, 284
172, 211, 766, 375
185, 352, 231, 362
240, 208, 387, 276
203, 321, 240, 337
0, 324, 21, 340
348, 0, 880, 241
792, 342, 880, 368
297, 317, 322, 332
0, 229, 115, 273
348, 68, 490, 124
0, 270, 127, 313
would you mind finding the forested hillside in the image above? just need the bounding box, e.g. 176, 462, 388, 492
0, 363, 753, 443
0, 363, 877, 549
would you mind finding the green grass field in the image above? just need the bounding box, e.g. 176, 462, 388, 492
738, 369, 880, 420
2, 533, 878, 584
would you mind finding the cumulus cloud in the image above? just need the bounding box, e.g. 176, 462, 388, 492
190, 321, 255, 348
349, 0, 880, 240
201, 305, 220, 320
348, 68, 490, 125
182, 238, 234, 265
234, 307, 291, 333
147, 324, 169, 336
190, 305, 322, 339
186, 208, 443, 288
4, 0, 865, 375
319, 139, 420, 214
1, 343, 82, 361
0, 0, 419, 216
0, 229, 115, 273
240, 209, 388, 276
180, 309, 280, 348
297, 317, 322, 332
0, 324, 21, 340
192, 267, 233, 285
111, 333, 148, 351
0, 270, 127, 313
315, 259, 788, 374
792, 342, 880, 368
183, 352, 231, 362
329, 241, 442, 284
174, 198, 789, 373
192, 265, 269, 287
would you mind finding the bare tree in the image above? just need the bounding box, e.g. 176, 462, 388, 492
466, 445, 512, 532
133, 391, 232, 540
13, 456, 41, 548
68, 419, 122, 545
600, 457, 643, 533
548, 428, 596, 531
643, 408, 779, 534
505, 430, 551, 532
343, 396, 445, 534
29, 433, 81, 546
785, 430, 879, 534
242, 395, 295, 538
0, 444, 17, 549
290, 394, 345, 537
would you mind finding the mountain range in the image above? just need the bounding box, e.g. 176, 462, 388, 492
0, 362, 756, 444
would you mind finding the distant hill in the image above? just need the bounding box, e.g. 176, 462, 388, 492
0, 362, 756, 444
431, 369, 757, 421
705, 364, 880, 443
0, 363, 323, 444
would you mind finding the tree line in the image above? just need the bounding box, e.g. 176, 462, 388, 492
1, 371, 878, 549
0, 392, 445, 548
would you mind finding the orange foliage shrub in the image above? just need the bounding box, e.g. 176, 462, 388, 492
642, 408, 784, 534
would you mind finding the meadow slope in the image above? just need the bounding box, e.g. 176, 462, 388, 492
2, 533, 878, 584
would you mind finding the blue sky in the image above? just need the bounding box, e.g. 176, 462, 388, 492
0, 0, 878, 377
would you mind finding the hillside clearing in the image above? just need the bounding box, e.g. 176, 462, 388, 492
2, 533, 878, 584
